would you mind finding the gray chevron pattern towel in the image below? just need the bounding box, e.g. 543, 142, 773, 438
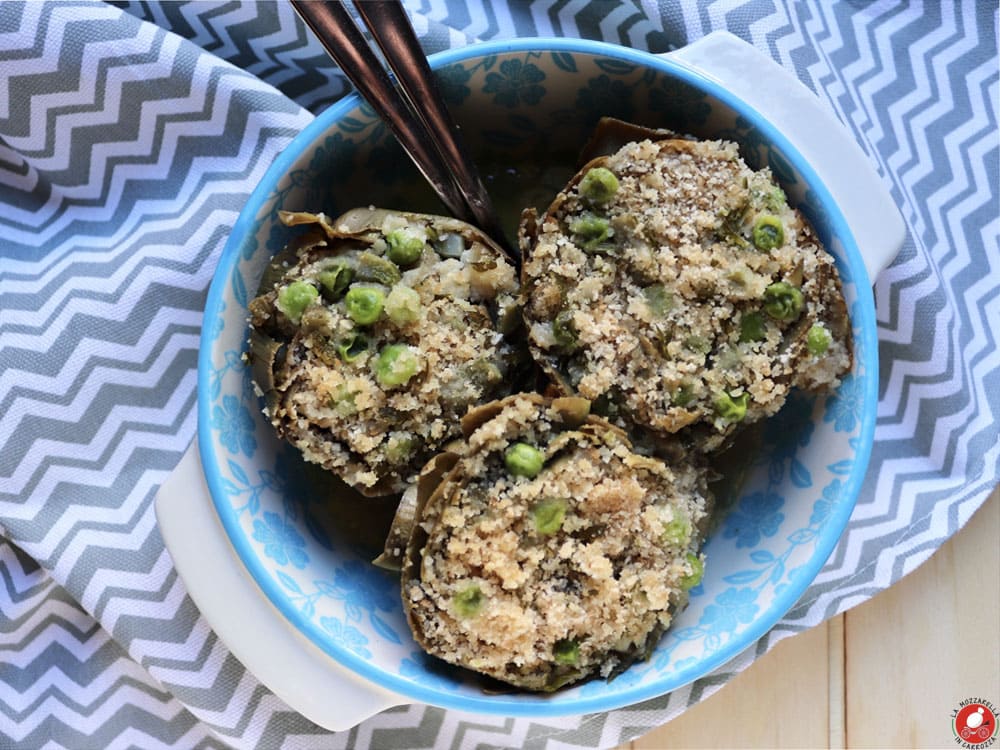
1, 1, 996, 747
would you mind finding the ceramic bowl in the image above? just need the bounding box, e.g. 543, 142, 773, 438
197, 34, 899, 719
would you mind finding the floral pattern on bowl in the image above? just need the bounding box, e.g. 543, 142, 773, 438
198, 39, 877, 716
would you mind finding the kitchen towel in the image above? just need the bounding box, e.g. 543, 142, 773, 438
1, 1, 996, 747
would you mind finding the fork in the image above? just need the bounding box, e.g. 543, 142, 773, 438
289, 0, 515, 263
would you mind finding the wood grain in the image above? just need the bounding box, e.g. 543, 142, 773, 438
844, 486, 999, 749
617, 485, 999, 750
632, 621, 831, 749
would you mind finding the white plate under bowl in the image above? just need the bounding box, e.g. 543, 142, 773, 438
155, 442, 401, 731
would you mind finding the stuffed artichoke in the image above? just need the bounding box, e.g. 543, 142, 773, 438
520, 136, 852, 452
401, 394, 712, 691
247, 207, 525, 496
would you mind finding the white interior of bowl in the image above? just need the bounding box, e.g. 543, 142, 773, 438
198, 39, 877, 716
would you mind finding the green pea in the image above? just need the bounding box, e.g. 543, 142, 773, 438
714, 390, 749, 422
739, 311, 766, 343
316, 262, 353, 301
276, 280, 318, 323
452, 584, 484, 618
356, 251, 402, 286
807, 324, 832, 355
530, 498, 567, 535
643, 284, 673, 316
680, 553, 704, 590
569, 213, 612, 251
578, 167, 619, 204
385, 285, 421, 325
336, 331, 369, 362
763, 281, 804, 321
552, 310, 578, 351
344, 286, 385, 325
504, 442, 545, 478
385, 228, 425, 266
374, 344, 420, 388
752, 214, 785, 251
553, 638, 580, 666
662, 516, 691, 547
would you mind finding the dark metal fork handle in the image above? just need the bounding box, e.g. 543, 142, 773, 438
290, 0, 514, 260
352, 1, 509, 248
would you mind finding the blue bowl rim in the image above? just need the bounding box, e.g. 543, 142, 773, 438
197, 36, 878, 716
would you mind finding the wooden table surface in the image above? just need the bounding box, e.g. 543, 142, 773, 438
616, 485, 999, 749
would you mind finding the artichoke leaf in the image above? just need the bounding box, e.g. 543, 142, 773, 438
372, 485, 418, 572
278, 209, 339, 237
247, 328, 283, 399
576, 116, 687, 165
401, 451, 462, 581
551, 396, 591, 427
328, 207, 516, 267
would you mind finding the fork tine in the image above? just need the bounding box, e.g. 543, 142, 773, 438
352, 1, 514, 258
290, 0, 475, 226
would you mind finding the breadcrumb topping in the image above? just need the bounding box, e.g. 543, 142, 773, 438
403, 395, 710, 691
522, 138, 852, 451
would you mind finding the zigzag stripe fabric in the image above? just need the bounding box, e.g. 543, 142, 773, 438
0, 0, 996, 747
